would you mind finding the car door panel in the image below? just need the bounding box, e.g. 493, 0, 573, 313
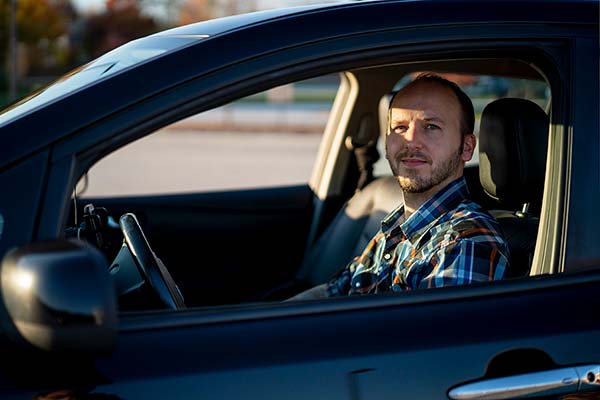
0, 273, 598, 399
78, 184, 314, 306
100, 276, 600, 399
3, 274, 596, 400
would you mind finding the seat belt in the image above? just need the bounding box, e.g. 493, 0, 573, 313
346, 113, 380, 191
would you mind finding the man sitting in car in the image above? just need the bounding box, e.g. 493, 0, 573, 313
294, 73, 510, 299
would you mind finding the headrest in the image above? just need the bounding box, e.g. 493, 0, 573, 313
479, 98, 549, 209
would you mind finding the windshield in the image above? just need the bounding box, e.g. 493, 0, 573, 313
0, 34, 207, 127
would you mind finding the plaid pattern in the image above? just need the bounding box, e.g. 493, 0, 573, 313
327, 177, 510, 296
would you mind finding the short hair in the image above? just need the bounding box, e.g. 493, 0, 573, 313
389, 73, 475, 136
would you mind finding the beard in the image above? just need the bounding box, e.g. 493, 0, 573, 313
388, 145, 463, 194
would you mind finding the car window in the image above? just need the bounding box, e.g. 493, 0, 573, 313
68, 62, 555, 312
78, 75, 340, 197
373, 73, 551, 177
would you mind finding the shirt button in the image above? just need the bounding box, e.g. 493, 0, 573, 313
384, 253, 391, 260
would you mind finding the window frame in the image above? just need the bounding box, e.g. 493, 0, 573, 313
42, 34, 577, 320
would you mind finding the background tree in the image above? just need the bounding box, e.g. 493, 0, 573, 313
178, 0, 212, 25
14, 0, 66, 44
83, 0, 158, 58
0, 0, 68, 100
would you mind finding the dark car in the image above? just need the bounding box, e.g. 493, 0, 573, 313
0, 0, 599, 398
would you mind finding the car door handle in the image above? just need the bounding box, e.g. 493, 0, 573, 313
448, 364, 600, 400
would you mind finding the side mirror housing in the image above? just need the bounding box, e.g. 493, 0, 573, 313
0, 240, 117, 354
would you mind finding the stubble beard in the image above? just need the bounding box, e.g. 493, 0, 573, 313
390, 146, 463, 194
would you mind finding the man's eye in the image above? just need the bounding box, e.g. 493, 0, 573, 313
425, 123, 440, 130
392, 126, 407, 134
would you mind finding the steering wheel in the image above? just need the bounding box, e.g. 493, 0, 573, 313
119, 213, 185, 310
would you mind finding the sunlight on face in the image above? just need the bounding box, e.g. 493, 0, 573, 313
386, 81, 474, 194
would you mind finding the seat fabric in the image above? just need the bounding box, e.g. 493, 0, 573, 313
297, 176, 402, 286
478, 98, 549, 277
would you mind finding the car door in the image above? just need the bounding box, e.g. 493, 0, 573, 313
1, 6, 598, 399
105, 276, 600, 400
1, 273, 599, 400
77, 32, 600, 400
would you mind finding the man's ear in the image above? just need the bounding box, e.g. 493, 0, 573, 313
461, 134, 476, 162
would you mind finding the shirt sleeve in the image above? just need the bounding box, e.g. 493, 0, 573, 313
325, 261, 355, 297
326, 231, 384, 297
411, 239, 509, 289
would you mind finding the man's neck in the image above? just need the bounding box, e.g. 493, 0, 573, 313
401, 175, 463, 219
402, 191, 434, 219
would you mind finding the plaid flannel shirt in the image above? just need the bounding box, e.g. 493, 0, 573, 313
327, 177, 510, 296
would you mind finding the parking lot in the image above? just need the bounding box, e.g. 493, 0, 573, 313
80, 103, 330, 198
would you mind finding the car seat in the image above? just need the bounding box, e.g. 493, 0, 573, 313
478, 98, 549, 277
295, 176, 402, 286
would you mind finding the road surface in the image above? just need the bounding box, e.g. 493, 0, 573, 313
81, 129, 324, 198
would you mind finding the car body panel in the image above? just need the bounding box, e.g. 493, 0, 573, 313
0, 0, 598, 398
1, 273, 600, 398
563, 36, 600, 273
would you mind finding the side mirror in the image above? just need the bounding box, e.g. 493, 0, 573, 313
0, 239, 117, 354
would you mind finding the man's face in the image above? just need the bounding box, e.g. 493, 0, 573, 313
386, 81, 475, 194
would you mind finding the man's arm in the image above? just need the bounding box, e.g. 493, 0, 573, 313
287, 262, 356, 300
286, 283, 329, 301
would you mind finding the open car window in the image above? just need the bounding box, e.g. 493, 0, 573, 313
78, 75, 340, 198
67, 58, 555, 312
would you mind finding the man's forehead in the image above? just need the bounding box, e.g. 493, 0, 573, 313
390, 107, 443, 121
390, 81, 460, 117
392, 80, 457, 105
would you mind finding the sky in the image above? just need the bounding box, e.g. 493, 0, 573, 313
71, 0, 106, 14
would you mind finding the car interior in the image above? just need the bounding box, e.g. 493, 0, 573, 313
68, 57, 552, 311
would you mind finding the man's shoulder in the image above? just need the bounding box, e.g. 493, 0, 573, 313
443, 200, 506, 243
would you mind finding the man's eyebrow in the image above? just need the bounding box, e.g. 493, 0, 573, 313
389, 117, 408, 125
423, 116, 445, 124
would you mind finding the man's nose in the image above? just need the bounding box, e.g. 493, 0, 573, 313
403, 124, 422, 147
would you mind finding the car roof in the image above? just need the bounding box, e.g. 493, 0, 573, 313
0, 0, 596, 171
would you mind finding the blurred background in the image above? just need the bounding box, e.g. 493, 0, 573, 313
0, 0, 548, 110
0, 0, 344, 108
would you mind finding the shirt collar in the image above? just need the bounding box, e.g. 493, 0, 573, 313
381, 177, 470, 239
